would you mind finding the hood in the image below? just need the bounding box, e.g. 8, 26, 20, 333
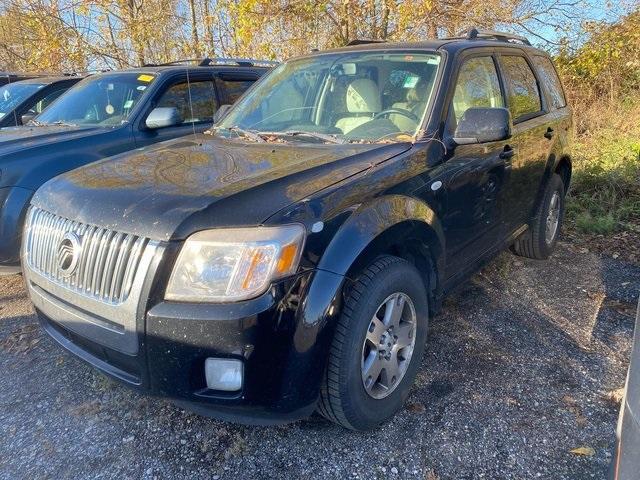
0, 125, 104, 155
33, 134, 411, 241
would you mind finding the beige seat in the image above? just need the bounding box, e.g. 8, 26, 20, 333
335, 78, 381, 134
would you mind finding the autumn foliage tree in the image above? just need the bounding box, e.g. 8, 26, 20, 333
0, 0, 631, 71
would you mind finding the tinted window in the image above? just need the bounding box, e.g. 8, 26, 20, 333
28, 88, 67, 115
216, 78, 255, 104
156, 80, 218, 124
501, 56, 542, 121
452, 56, 504, 123
532, 55, 566, 110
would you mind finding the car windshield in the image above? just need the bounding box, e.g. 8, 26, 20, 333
217, 51, 441, 143
0, 82, 44, 119
35, 72, 156, 126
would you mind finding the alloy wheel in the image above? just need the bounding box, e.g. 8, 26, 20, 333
361, 292, 417, 399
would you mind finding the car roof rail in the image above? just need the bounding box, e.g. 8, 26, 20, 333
461, 28, 531, 46
199, 57, 278, 67
144, 58, 278, 68
346, 39, 387, 46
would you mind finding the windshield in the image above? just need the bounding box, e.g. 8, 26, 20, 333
0, 82, 44, 119
218, 52, 441, 143
36, 72, 156, 126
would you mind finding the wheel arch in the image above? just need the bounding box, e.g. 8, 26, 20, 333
554, 154, 572, 192
316, 195, 445, 313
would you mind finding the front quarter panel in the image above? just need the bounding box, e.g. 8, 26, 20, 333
260, 143, 447, 406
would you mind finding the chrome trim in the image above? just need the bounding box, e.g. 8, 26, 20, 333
23, 207, 163, 355
24, 207, 149, 304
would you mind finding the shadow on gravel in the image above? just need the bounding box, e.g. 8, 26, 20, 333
0, 244, 638, 480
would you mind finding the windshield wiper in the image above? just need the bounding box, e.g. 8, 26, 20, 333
279, 130, 346, 144
49, 120, 78, 127
225, 126, 266, 143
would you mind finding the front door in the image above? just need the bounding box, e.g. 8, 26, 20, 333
439, 54, 512, 278
134, 73, 220, 148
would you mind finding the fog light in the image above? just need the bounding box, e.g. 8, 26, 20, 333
205, 358, 243, 391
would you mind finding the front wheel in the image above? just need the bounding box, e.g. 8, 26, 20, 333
317, 255, 429, 430
512, 173, 565, 259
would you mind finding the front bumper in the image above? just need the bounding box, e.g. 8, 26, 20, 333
32, 267, 346, 425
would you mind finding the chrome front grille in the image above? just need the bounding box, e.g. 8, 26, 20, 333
25, 207, 150, 304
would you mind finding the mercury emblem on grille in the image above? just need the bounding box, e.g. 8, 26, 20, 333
57, 232, 82, 277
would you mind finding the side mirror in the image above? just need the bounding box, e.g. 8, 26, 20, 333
453, 107, 512, 145
21, 113, 35, 125
145, 107, 182, 129
213, 104, 233, 124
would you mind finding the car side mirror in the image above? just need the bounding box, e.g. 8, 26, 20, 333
21, 113, 36, 125
213, 104, 232, 124
145, 107, 182, 129
453, 107, 512, 145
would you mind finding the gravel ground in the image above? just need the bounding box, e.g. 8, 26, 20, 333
0, 242, 638, 480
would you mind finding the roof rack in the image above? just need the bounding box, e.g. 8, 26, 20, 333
144, 57, 278, 68
462, 28, 531, 46
346, 39, 387, 46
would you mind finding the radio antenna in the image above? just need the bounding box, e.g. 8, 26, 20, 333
185, 66, 198, 143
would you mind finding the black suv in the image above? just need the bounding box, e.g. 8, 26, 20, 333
24, 30, 572, 430
0, 58, 272, 273
0, 76, 83, 128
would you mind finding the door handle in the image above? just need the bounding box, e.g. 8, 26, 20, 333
544, 127, 555, 139
499, 146, 515, 161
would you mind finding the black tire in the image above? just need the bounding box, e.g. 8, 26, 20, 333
512, 173, 565, 260
317, 255, 429, 430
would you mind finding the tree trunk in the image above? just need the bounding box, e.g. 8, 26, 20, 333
189, 0, 201, 57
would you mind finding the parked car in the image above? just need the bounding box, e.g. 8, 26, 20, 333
23, 29, 572, 429
610, 297, 640, 479
0, 76, 83, 128
0, 58, 273, 274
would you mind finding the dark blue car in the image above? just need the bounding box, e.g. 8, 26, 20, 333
0, 59, 272, 273
0, 76, 83, 128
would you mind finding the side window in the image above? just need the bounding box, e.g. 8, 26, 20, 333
28, 88, 66, 115
500, 55, 542, 121
156, 80, 218, 124
532, 55, 566, 110
215, 77, 255, 104
451, 56, 504, 123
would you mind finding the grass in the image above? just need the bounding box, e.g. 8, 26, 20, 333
565, 98, 640, 235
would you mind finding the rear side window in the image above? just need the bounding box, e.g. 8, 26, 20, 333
156, 80, 219, 124
216, 78, 256, 104
451, 56, 504, 123
500, 55, 542, 121
532, 56, 566, 110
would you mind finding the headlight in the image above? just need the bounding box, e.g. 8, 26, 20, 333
166, 225, 305, 302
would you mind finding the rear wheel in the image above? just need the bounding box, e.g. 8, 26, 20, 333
512, 173, 565, 260
317, 255, 428, 430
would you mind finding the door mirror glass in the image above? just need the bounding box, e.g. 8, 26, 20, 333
213, 104, 232, 123
453, 107, 512, 145
145, 107, 182, 129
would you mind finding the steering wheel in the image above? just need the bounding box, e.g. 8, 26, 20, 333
373, 108, 419, 123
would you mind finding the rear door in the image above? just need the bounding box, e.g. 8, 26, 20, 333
496, 51, 553, 232
134, 72, 220, 148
